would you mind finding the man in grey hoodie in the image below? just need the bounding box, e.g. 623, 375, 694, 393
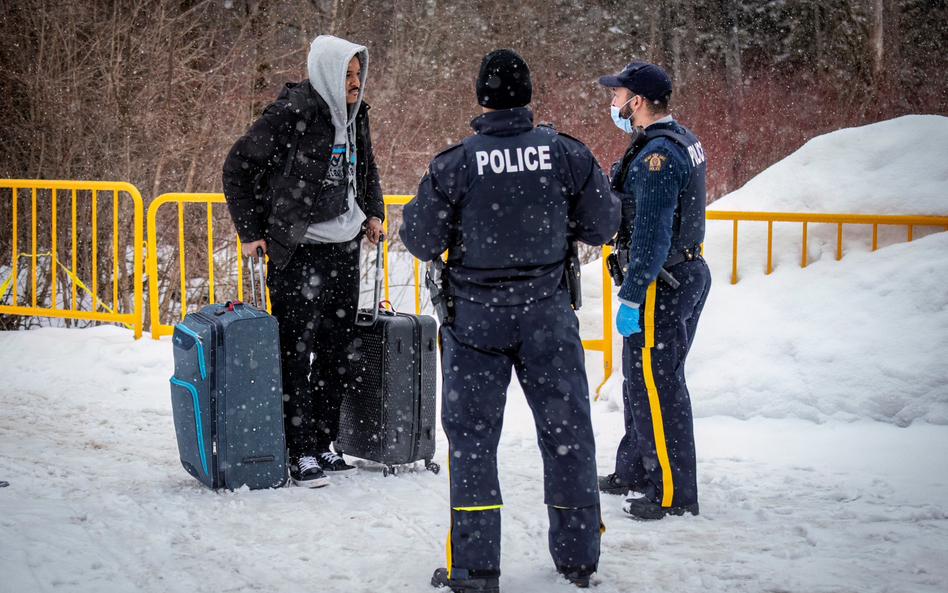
223, 35, 385, 488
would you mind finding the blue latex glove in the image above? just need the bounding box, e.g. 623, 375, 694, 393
616, 304, 641, 337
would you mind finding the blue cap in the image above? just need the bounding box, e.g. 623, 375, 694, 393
599, 62, 672, 102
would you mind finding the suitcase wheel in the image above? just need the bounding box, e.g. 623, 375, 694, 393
425, 460, 441, 475
382, 465, 398, 477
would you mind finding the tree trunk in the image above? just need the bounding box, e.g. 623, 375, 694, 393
721, 0, 742, 99
870, 0, 885, 88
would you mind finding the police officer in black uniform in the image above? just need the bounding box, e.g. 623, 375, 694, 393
596, 61, 712, 521
399, 49, 620, 592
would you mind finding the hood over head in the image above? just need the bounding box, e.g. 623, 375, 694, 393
307, 35, 368, 146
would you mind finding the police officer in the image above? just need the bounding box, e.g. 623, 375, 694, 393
596, 62, 712, 520
399, 49, 620, 592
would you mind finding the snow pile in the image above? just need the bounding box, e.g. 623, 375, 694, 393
713, 114, 948, 215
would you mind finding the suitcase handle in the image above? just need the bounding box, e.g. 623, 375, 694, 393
247, 246, 267, 310
355, 235, 385, 327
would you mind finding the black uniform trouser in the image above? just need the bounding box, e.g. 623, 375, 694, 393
440, 290, 601, 579
267, 240, 361, 458
615, 258, 711, 508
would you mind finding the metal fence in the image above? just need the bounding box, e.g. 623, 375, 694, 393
0, 179, 143, 337
706, 210, 948, 284
5, 178, 947, 392
143, 191, 617, 389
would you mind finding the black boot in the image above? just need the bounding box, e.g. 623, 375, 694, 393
623, 496, 699, 520
431, 568, 500, 593
558, 569, 592, 588
598, 473, 636, 496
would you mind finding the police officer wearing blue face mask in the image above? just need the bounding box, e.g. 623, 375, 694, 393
400, 49, 620, 591
597, 62, 712, 521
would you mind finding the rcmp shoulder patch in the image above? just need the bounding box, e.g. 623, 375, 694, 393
644, 152, 667, 172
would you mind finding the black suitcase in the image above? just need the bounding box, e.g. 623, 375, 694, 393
169, 253, 286, 490
334, 240, 441, 476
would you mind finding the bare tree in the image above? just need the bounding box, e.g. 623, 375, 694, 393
720, 0, 742, 99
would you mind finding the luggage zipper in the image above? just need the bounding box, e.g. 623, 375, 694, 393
173, 323, 206, 380
169, 376, 209, 477
192, 310, 225, 488
404, 312, 423, 463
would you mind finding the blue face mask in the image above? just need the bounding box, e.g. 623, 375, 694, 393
611, 106, 633, 133
610, 96, 635, 133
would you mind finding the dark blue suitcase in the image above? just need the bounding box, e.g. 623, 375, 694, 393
333, 241, 440, 476
169, 256, 286, 489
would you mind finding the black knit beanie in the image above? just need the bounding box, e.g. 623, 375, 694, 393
476, 49, 532, 110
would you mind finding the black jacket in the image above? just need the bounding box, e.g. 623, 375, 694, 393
222, 81, 384, 269
399, 108, 619, 305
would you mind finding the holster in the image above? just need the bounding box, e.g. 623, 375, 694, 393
606, 247, 629, 287
564, 238, 583, 310
425, 256, 455, 325
606, 246, 680, 289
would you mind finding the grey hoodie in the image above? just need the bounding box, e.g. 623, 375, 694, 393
307, 35, 368, 149
304, 35, 370, 243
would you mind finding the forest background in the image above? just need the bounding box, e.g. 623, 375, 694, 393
1, 0, 947, 330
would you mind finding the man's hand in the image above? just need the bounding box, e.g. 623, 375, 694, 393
616, 304, 641, 337
364, 217, 384, 245
241, 239, 267, 258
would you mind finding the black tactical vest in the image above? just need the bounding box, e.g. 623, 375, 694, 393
457, 126, 572, 268
611, 124, 707, 255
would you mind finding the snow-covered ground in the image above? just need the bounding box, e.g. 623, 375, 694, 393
2, 115, 947, 592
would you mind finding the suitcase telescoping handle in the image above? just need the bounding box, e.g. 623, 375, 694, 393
355, 235, 385, 327
247, 246, 267, 310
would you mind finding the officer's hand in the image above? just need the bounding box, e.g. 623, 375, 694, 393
616, 304, 641, 337
364, 217, 384, 245
241, 239, 267, 258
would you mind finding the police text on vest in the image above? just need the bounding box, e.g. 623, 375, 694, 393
475, 147, 552, 176
687, 141, 707, 168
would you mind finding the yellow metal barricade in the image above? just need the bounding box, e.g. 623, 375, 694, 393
707, 210, 948, 284
583, 244, 616, 392
0, 179, 144, 338
380, 195, 420, 313
146, 193, 425, 339
141, 192, 617, 388
14, 178, 945, 399
146, 192, 245, 339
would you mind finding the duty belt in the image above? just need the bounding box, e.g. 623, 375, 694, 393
663, 245, 700, 269
606, 245, 701, 290
658, 246, 701, 289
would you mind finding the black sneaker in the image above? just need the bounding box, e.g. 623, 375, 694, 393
599, 473, 634, 496
430, 568, 500, 593
290, 456, 330, 488
623, 496, 698, 521
319, 451, 356, 475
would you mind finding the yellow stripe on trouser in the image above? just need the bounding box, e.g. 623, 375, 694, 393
444, 452, 502, 578
445, 401, 452, 578
641, 281, 675, 507
454, 505, 503, 511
